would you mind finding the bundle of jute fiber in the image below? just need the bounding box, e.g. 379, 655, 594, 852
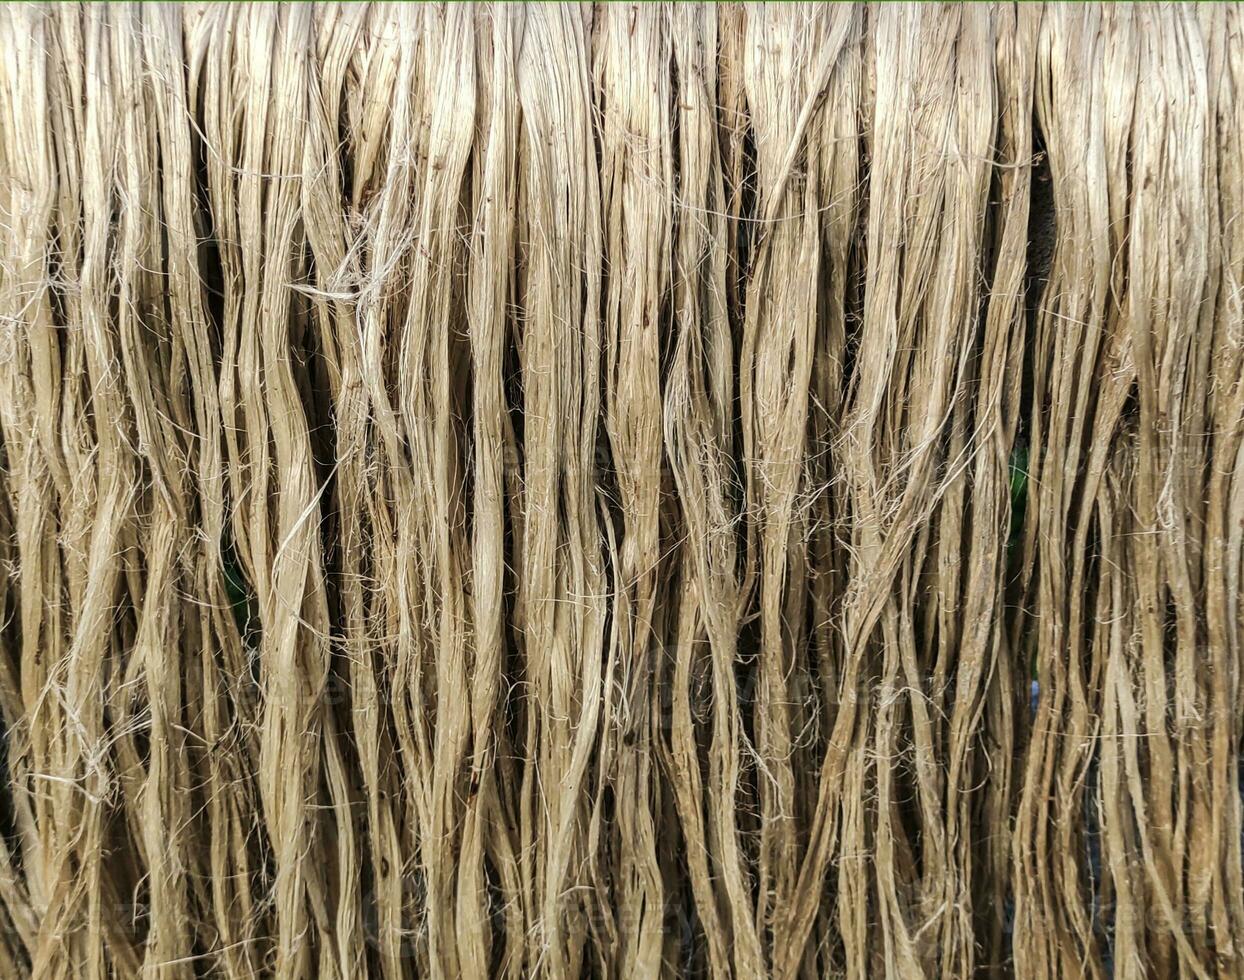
0, 3, 1241, 977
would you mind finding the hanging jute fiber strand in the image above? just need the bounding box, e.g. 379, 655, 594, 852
1, 3, 1242, 978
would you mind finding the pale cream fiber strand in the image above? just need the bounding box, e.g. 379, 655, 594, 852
1, 4, 1243, 979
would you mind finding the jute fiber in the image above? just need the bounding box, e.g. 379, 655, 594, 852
1, 4, 1242, 978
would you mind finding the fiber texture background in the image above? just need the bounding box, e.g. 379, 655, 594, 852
1, 4, 1242, 978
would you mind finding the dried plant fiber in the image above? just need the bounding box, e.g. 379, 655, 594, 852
1, 3, 1243, 978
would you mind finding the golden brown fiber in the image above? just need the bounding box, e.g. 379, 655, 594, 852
1, 4, 1242, 978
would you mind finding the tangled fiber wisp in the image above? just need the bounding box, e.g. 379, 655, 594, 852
1, 3, 1243, 978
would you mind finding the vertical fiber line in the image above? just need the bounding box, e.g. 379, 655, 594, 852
110, 5, 195, 974
1110, 7, 1217, 976
298, 6, 381, 976
148, 3, 266, 972
664, 4, 766, 976
963, 7, 1039, 974
257, 8, 338, 972
918, 6, 1037, 975
391, 6, 476, 975
514, 6, 607, 975
0, 4, 64, 974
1098, 431, 1143, 980
202, 5, 349, 973
830, 4, 1003, 975
775, 0, 865, 973
344, 4, 429, 971
1198, 3, 1244, 972
1014, 6, 1136, 977
594, 5, 672, 975
736, 7, 858, 970
52, 8, 138, 976
466, 6, 525, 976
190, 7, 278, 972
